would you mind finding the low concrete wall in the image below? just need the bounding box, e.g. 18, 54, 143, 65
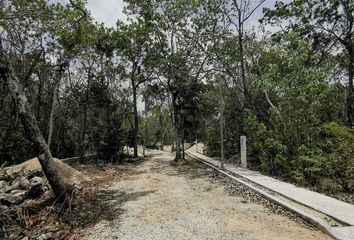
61, 154, 96, 164
186, 152, 350, 240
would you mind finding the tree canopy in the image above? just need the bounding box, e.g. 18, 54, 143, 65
0, 0, 353, 197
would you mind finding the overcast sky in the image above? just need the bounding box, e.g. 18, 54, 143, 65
86, 0, 127, 27
85, 0, 283, 29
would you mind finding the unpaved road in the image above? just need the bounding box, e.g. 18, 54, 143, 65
85, 151, 331, 240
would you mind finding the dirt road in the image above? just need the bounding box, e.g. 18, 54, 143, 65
85, 151, 331, 240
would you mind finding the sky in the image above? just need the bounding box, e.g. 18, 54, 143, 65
86, 0, 127, 27
85, 0, 283, 29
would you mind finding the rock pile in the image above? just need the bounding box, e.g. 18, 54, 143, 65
0, 169, 50, 207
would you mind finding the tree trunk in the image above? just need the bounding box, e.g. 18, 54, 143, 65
80, 104, 88, 160
143, 95, 148, 156
172, 95, 181, 161
131, 61, 139, 158
0, 46, 88, 199
36, 72, 44, 120
219, 80, 225, 169
181, 128, 185, 160
159, 106, 164, 150
80, 69, 90, 162
238, 32, 247, 96
47, 70, 62, 149
175, 128, 181, 160
263, 89, 287, 129
345, 43, 354, 127
132, 83, 139, 157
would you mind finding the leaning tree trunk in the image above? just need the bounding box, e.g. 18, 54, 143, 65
0, 44, 82, 200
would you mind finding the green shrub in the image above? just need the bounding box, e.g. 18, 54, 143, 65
291, 123, 354, 192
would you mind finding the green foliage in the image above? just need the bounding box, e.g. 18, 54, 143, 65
290, 123, 354, 192
204, 26, 352, 194
0, 0, 353, 196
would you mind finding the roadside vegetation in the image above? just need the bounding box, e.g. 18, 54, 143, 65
0, 0, 353, 224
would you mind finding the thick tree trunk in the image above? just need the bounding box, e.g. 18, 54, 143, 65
0, 46, 88, 199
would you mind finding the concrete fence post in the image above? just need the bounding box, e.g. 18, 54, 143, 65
240, 135, 247, 168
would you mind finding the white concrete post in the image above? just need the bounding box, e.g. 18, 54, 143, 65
240, 136, 247, 168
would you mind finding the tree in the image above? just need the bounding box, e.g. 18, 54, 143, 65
113, 21, 154, 157
147, 0, 211, 161
263, 0, 354, 126
0, 0, 92, 199
0, 41, 81, 200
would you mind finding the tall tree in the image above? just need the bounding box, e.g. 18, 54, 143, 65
113, 20, 154, 157
0, 0, 91, 198
263, 0, 354, 126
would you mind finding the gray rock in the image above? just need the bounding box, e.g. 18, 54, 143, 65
0, 180, 8, 193
29, 176, 44, 186
0, 170, 5, 181
19, 176, 30, 190
6, 176, 31, 193
0, 190, 27, 205
0, 203, 8, 210
5, 180, 19, 193
35, 232, 53, 240
0, 170, 12, 182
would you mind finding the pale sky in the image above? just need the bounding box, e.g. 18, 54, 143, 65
86, 0, 127, 27
85, 0, 284, 29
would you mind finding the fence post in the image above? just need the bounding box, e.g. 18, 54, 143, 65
240, 135, 247, 168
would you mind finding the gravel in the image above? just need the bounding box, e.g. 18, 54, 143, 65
85, 151, 332, 240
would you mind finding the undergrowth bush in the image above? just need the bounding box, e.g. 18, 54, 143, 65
245, 119, 354, 193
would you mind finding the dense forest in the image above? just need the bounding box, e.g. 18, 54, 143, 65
0, 0, 353, 196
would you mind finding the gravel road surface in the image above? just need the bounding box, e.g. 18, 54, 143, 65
85, 151, 331, 240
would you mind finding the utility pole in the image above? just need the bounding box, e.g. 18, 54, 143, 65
218, 77, 225, 170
